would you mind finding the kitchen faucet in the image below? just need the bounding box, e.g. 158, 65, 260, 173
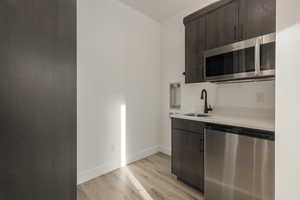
201, 89, 213, 114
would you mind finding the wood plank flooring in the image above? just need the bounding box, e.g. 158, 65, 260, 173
77, 153, 203, 200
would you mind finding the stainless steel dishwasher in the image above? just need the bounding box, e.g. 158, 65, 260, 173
205, 125, 275, 200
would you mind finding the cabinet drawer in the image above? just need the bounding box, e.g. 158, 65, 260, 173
172, 118, 205, 135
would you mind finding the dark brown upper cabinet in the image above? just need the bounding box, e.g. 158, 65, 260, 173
239, 0, 276, 40
205, 0, 239, 50
183, 0, 276, 83
185, 17, 206, 83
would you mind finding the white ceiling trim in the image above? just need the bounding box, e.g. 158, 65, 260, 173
118, 0, 202, 21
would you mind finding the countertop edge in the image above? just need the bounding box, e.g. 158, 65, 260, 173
170, 114, 275, 133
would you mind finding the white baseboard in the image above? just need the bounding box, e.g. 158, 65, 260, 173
158, 146, 171, 156
126, 145, 160, 164
77, 145, 160, 185
77, 159, 120, 185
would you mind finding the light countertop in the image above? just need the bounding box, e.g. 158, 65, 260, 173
170, 113, 275, 132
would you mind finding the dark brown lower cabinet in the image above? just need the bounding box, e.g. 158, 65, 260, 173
171, 130, 184, 176
171, 119, 205, 192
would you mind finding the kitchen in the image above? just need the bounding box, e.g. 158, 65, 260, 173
166, 0, 275, 199
1, 0, 299, 200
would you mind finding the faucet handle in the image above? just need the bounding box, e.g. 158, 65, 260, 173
208, 105, 213, 112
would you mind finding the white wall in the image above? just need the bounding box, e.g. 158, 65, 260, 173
77, 0, 161, 184
276, 0, 300, 199
77, 0, 279, 186
160, 0, 275, 154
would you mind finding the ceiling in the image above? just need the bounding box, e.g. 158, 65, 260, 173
118, 0, 201, 21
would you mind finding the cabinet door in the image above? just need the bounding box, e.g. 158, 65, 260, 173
181, 131, 204, 192
171, 129, 184, 176
205, 0, 239, 50
185, 17, 206, 83
239, 0, 276, 40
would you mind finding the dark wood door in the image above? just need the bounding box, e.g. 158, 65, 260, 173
185, 17, 206, 83
171, 118, 205, 191
205, 0, 239, 50
181, 131, 204, 192
239, 0, 276, 40
171, 129, 184, 176
0, 1, 76, 200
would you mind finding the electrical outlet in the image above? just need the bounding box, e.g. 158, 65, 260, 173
256, 92, 265, 103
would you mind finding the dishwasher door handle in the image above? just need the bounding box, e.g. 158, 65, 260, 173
205, 125, 242, 134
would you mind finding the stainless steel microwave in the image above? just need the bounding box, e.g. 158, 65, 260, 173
204, 33, 276, 82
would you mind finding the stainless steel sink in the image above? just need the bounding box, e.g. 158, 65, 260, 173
184, 113, 210, 117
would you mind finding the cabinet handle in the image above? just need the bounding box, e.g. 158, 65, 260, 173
255, 37, 261, 74
182, 72, 186, 76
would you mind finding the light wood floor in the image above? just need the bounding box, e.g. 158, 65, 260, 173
77, 153, 203, 200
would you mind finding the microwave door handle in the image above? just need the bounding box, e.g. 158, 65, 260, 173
255, 37, 262, 75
